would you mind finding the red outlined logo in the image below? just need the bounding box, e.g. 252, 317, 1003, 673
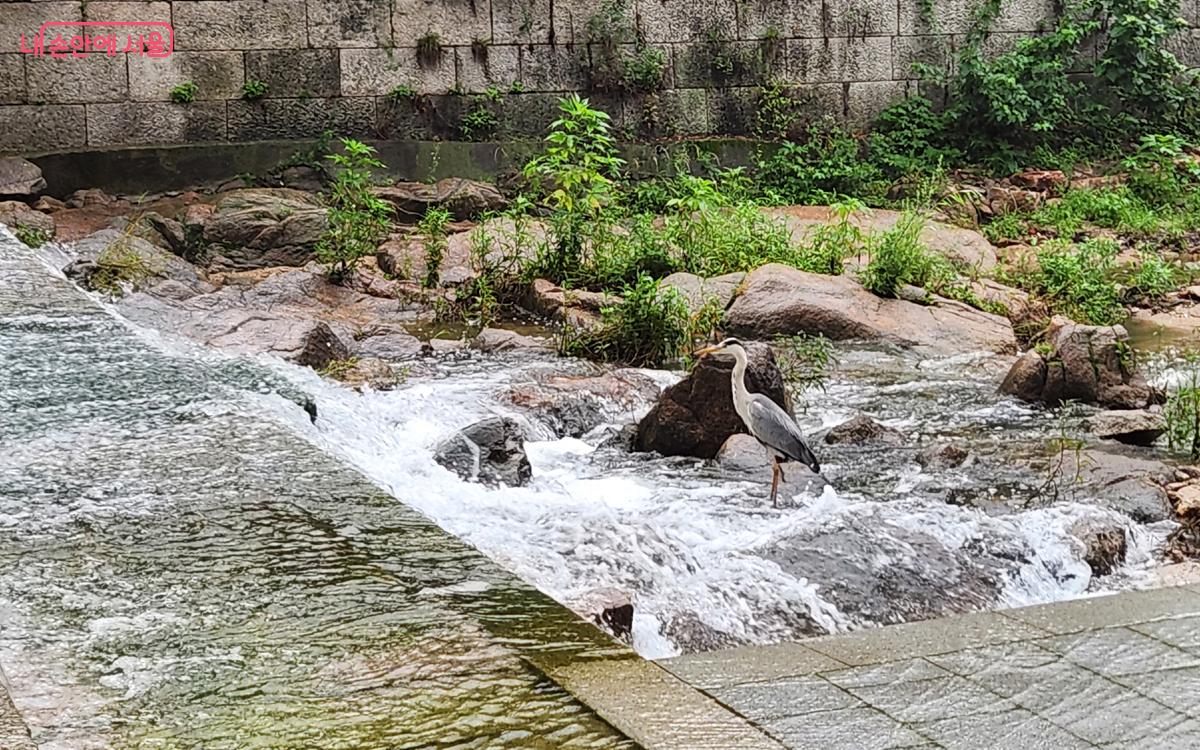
20, 21, 174, 58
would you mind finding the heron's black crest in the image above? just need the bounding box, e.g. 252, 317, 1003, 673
718, 337, 742, 348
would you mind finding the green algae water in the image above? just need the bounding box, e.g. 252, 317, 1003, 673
0, 237, 633, 749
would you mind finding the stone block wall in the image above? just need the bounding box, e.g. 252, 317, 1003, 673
0, 0, 1198, 154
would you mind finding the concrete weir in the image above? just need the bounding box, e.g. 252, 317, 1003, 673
542, 585, 1200, 749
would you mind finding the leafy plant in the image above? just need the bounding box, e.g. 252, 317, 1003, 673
13, 225, 50, 247
418, 206, 452, 288
524, 94, 625, 281
756, 119, 887, 203
1128, 250, 1176, 301
559, 274, 691, 366
242, 79, 268, 100
169, 81, 198, 104
387, 83, 419, 101
774, 333, 838, 395
1166, 351, 1200, 459
1035, 237, 1123, 324
794, 199, 867, 275
859, 212, 952, 297
1123, 133, 1200, 207
461, 89, 502, 140
316, 138, 393, 280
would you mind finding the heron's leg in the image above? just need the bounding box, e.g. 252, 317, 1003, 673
770, 457, 781, 508
778, 460, 787, 482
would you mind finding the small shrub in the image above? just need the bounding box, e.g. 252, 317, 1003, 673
559, 273, 691, 367
868, 97, 962, 179
774, 333, 838, 396
859, 212, 952, 297
1166, 351, 1200, 459
756, 119, 887, 204
1128, 250, 1176, 301
1035, 237, 1123, 324
794, 199, 867, 275
1123, 133, 1200, 208
169, 81, 198, 103
316, 138, 393, 280
13, 225, 50, 247
461, 91, 501, 140
416, 31, 443, 67
89, 235, 156, 297
665, 203, 797, 277
387, 83, 419, 101
242, 79, 268, 100
418, 206, 452, 288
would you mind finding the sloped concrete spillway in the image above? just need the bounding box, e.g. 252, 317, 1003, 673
0, 236, 633, 748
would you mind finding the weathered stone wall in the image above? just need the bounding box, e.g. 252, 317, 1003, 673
1, 0, 1198, 154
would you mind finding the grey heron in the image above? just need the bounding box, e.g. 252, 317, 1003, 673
694, 337, 820, 507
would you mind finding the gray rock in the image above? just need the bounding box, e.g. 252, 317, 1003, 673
570, 587, 634, 642
504, 369, 662, 438
470, 327, 550, 353
658, 271, 744, 314
0, 157, 45, 197
824, 415, 904, 446
205, 312, 354, 370
1001, 317, 1161, 409
433, 416, 531, 487
1089, 409, 1166, 446
1058, 448, 1173, 523
717, 433, 827, 498
67, 229, 212, 298
724, 263, 1017, 356
201, 188, 327, 269
916, 443, 969, 469
636, 342, 790, 459
659, 611, 755, 653
356, 328, 423, 359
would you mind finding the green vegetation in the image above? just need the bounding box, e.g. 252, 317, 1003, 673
241, 79, 268, 100
860, 213, 953, 298
387, 83, 419, 101
1166, 352, 1200, 459
316, 138, 392, 279
586, 0, 668, 94
774, 333, 837, 399
559, 274, 692, 367
14, 225, 50, 248
416, 31, 443, 67
89, 235, 156, 297
169, 81, 198, 104
418, 206, 452, 288
461, 87, 502, 140
1033, 238, 1124, 326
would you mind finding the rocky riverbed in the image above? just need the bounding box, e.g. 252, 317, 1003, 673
4, 155, 1200, 656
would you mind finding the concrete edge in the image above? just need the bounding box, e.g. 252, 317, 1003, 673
0, 663, 35, 750
526, 654, 786, 749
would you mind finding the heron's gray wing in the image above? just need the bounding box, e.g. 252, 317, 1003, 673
747, 394, 819, 467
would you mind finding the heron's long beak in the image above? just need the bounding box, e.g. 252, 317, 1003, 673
693, 344, 722, 357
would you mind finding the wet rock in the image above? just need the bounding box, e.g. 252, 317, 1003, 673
658, 271, 744, 314
325, 357, 406, 391
725, 264, 1017, 357
917, 443, 969, 469
1089, 409, 1166, 446
1058, 448, 1173, 523
824, 415, 904, 446
433, 416, 531, 487
33, 196, 66, 213
505, 369, 662, 438
422, 338, 469, 356
0, 201, 55, 241
0, 156, 45, 197
206, 313, 354, 370
201, 188, 327, 269
1000, 317, 1161, 409
522, 278, 620, 321
659, 611, 753, 653
470, 327, 551, 353
1068, 519, 1127, 577
67, 229, 212, 298
570, 587, 634, 642
717, 434, 826, 498
356, 328, 424, 359
373, 178, 506, 221
987, 185, 1043, 215
636, 342, 789, 459
1169, 483, 1200, 520
764, 521, 1005, 625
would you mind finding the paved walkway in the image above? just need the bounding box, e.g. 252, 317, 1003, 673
661, 584, 1200, 749
544, 584, 1200, 749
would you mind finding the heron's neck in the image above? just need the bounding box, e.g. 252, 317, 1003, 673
729, 346, 752, 417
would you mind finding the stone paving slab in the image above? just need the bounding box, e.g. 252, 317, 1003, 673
653, 585, 1200, 749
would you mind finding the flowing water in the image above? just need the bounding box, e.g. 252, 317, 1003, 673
1, 228, 1180, 745
0, 236, 634, 749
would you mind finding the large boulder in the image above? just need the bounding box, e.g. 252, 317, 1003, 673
65, 229, 211, 298
635, 342, 789, 458
0, 156, 46, 197
433, 416, 531, 487
0, 200, 55, 243
372, 178, 506, 221
201, 188, 327, 269
1058, 448, 1173, 523
823, 415, 904, 446
1088, 409, 1166, 446
204, 311, 354, 369
724, 264, 1017, 356
999, 317, 1160, 409
658, 271, 745, 314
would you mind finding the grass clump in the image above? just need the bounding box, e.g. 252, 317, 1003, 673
418, 206, 452, 288
14, 225, 51, 247
559, 274, 691, 367
242, 80, 268, 100
316, 138, 392, 280
859, 213, 952, 297
1034, 238, 1124, 325
169, 81, 198, 103
1167, 351, 1200, 459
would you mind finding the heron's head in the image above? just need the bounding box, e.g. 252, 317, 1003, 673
693, 337, 743, 358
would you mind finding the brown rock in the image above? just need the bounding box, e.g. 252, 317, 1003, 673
1068, 519, 1127, 577
504, 369, 661, 438
724, 264, 1017, 356
1088, 409, 1166, 446
999, 351, 1048, 402
987, 185, 1043, 215
0, 200, 55, 241
201, 188, 327, 269
1170, 484, 1200, 520
33, 196, 66, 213
65, 188, 117, 208
1012, 169, 1067, 193
917, 443, 969, 469
372, 177, 506, 221
470, 327, 550, 353
824, 415, 904, 445
636, 342, 790, 458
570, 587, 634, 642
